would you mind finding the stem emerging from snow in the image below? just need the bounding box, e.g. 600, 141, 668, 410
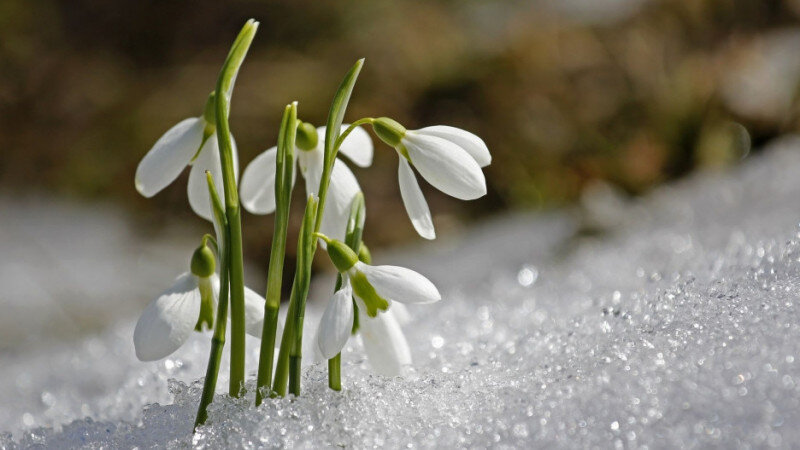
328, 193, 366, 390
255, 102, 297, 406
195, 173, 230, 429
214, 19, 258, 397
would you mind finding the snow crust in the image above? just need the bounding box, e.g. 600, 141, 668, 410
5, 136, 800, 448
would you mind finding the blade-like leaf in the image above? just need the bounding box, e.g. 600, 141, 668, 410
324, 59, 364, 167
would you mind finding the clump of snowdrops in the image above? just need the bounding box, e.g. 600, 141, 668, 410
132, 20, 491, 428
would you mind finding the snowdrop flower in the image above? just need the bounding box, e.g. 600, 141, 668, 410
371, 117, 491, 239
133, 243, 265, 361
239, 122, 373, 240
359, 306, 412, 376
135, 92, 238, 221
314, 234, 440, 364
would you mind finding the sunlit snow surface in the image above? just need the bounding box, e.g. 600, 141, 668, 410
5, 136, 800, 448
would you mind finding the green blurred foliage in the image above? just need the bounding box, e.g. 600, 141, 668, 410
1, 0, 799, 259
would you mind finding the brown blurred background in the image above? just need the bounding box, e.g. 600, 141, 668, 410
1, 0, 799, 266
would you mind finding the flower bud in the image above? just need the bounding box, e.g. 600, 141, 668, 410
372, 117, 406, 148
190, 243, 216, 278
296, 121, 319, 151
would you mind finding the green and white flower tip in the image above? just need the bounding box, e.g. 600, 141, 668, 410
314, 233, 440, 362
134, 91, 239, 222
315, 289, 413, 376
132, 241, 265, 362
239, 122, 373, 241
371, 117, 491, 240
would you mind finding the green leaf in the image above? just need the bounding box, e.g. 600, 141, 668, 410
216, 19, 259, 106
275, 102, 297, 211
214, 19, 258, 208
298, 195, 318, 275
324, 59, 364, 167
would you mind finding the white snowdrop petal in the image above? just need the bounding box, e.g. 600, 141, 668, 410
133, 273, 200, 361
403, 133, 487, 200
319, 159, 363, 241
310, 325, 326, 363
360, 264, 441, 304
359, 309, 411, 376
390, 302, 412, 326
135, 118, 204, 197
187, 138, 221, 222
398, 158, 435, 240
318, 283, 355, 359
298, 147, 325, 196
244, 285, 266, 338
336, 124, 374, 167
416, 125, 491, 167
187, 134, 240, 221
210, 273, 220, 309
240, 147, 278, 214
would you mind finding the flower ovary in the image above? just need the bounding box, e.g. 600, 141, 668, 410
372, 117, 406, 148
296, 121, 319, 151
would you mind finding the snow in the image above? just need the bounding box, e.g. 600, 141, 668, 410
4, 136, 800, 448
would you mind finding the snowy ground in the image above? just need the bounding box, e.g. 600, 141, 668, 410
4, 136, 800, 448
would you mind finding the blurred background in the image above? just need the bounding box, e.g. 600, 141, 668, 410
1, 0, 799, 346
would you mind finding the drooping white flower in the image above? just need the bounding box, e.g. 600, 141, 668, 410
313, 286, 413, 376
316, 278, 355, 360
359, 306, 412, 376
372, 118, 490, 240
239, 124, 372, 241
133, 248, 265, 362
315, 235, 440, 364
135, 93, 239, 221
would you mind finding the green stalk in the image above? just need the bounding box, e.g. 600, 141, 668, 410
335, 118, 374, 150
328, 192, 365, 391
328, 354, 342, 391
255, 103, 297, 406
195, 173, 230, 429
272, 196, 317, 396
289, 197, 317, 395
274, 59, 365, 397
214, 19, 258, 397
271, 278, 297, 397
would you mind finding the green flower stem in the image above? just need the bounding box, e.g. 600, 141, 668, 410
328, 192, 365, 391
214, 19, 258, 397
328, 353, 342, 391
271, 278, 297, 397
195, 173, 230, 430
290, 196, 318, 396
272, 196, 317, 397
327, 273, 345, 391
255, 102, 297, 406
335, 118, 374, 151
273, 59, 364, 397
200, 234, 219, 256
